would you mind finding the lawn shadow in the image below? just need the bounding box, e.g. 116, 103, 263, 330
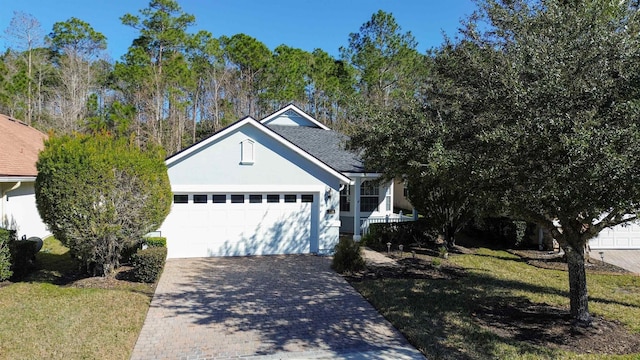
352, 249, 640, 359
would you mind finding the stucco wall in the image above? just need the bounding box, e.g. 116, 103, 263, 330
1, 182, 49, 239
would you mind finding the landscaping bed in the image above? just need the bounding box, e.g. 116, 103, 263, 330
350, 246, 640, 359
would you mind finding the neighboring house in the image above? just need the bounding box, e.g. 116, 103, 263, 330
0, 114, 49, 239
589, 223, 640, 250
393, 178, 413, 212
159, 104, 402, 258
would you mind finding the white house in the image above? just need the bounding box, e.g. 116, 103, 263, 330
159, 105, 400, 258
0, 114, 49, 239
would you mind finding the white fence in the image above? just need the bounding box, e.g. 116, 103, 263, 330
361, 212, 415, 236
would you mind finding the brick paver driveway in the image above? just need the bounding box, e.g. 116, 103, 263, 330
130, 255, 424, 359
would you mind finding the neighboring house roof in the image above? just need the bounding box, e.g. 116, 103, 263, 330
0, 114, 47, 178
267, 125, 365, 173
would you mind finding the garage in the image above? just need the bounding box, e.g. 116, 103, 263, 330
589, 223, 640, 250
162, 192, 319, 258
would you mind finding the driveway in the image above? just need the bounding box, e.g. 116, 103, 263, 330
130, 255, 424, 359
596, 250, 640, 274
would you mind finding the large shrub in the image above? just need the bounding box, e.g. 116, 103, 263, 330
131, 247, 167, 283
35, 133, 172, 276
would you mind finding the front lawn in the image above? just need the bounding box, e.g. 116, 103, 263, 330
352, 248, 640, 359
0, 238, 154, 359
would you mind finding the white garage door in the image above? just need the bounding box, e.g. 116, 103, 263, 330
162, 193, 316, 258
590, 223, 640, 249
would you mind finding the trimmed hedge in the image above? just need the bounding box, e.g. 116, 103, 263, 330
143, 236, 166, 248
361, 219, 433, 251
131, 247, 167, 283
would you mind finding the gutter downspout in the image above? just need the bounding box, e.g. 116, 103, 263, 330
0, 181, 22, 227
1, 181, 22, 227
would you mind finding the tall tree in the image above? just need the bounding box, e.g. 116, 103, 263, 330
264, 45, 311, 110
3, 11, 45, 124
354, 0, 640, 324
340, 10, 425, 108
49, 17, 107, 132
221, 33, 272, 117
119, 0, 196, 152
308, 49, 355, 125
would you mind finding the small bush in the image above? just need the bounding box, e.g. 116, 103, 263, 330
0, 229, 13, 281
331, 238, 365, 274
143, 236, 166, 248
7, 234, 39, 279
131, 247, 167, 283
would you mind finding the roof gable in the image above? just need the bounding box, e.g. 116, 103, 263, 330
166, 116, 350, 184
260, 104, 330, 130
0, 114, 47, 177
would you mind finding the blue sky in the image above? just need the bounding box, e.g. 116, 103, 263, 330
1, 0, 477, 61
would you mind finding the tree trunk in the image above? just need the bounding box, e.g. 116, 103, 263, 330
564, 243, 592, 325
444, 225, 456, 249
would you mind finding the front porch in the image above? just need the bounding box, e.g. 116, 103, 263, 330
338, 174, 416, 239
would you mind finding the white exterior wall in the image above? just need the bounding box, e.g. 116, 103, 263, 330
1, 181, 49, 239
161, 123, 343, 257
169, 124, 340, 187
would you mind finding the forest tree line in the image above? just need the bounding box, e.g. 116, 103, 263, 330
1, 0, 429, 154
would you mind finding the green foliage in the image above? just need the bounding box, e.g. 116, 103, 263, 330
340, 10, 426, 107
467, 217, 533, 248
331, 238, 366, 274
35, 133, 172, 276
143, 236, 166, 248
49, 17, 107, 59
362, 220, 433, 251
0, 228, 14, 281
9, 239, 38, 279
131, 247, 167, 283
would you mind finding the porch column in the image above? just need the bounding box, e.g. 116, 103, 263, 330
353, 177, 361, 240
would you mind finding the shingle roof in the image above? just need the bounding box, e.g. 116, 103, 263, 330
0, 115, 47, 177
267, 125, 365, 173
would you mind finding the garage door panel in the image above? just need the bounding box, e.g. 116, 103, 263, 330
590, 223, 640, 249
163, 194, 314, 258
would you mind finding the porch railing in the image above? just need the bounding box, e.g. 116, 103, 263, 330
361, 212, 415, 236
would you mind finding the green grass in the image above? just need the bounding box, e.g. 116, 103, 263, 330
352, 248, 640, 360
0, 238, 153, 360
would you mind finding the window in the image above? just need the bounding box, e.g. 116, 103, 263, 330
267, 195, 280, 203
212, 195, 226, 203
340, 186, 350, 212
360, 181, 379, 212
240, 139, 255, 164
193, 194, 208, 204
301, 194, 313, 203
249, 194, 262, 203
231, 195, 244, 203
173, 194, 188, 204
284, 194, 297, 203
